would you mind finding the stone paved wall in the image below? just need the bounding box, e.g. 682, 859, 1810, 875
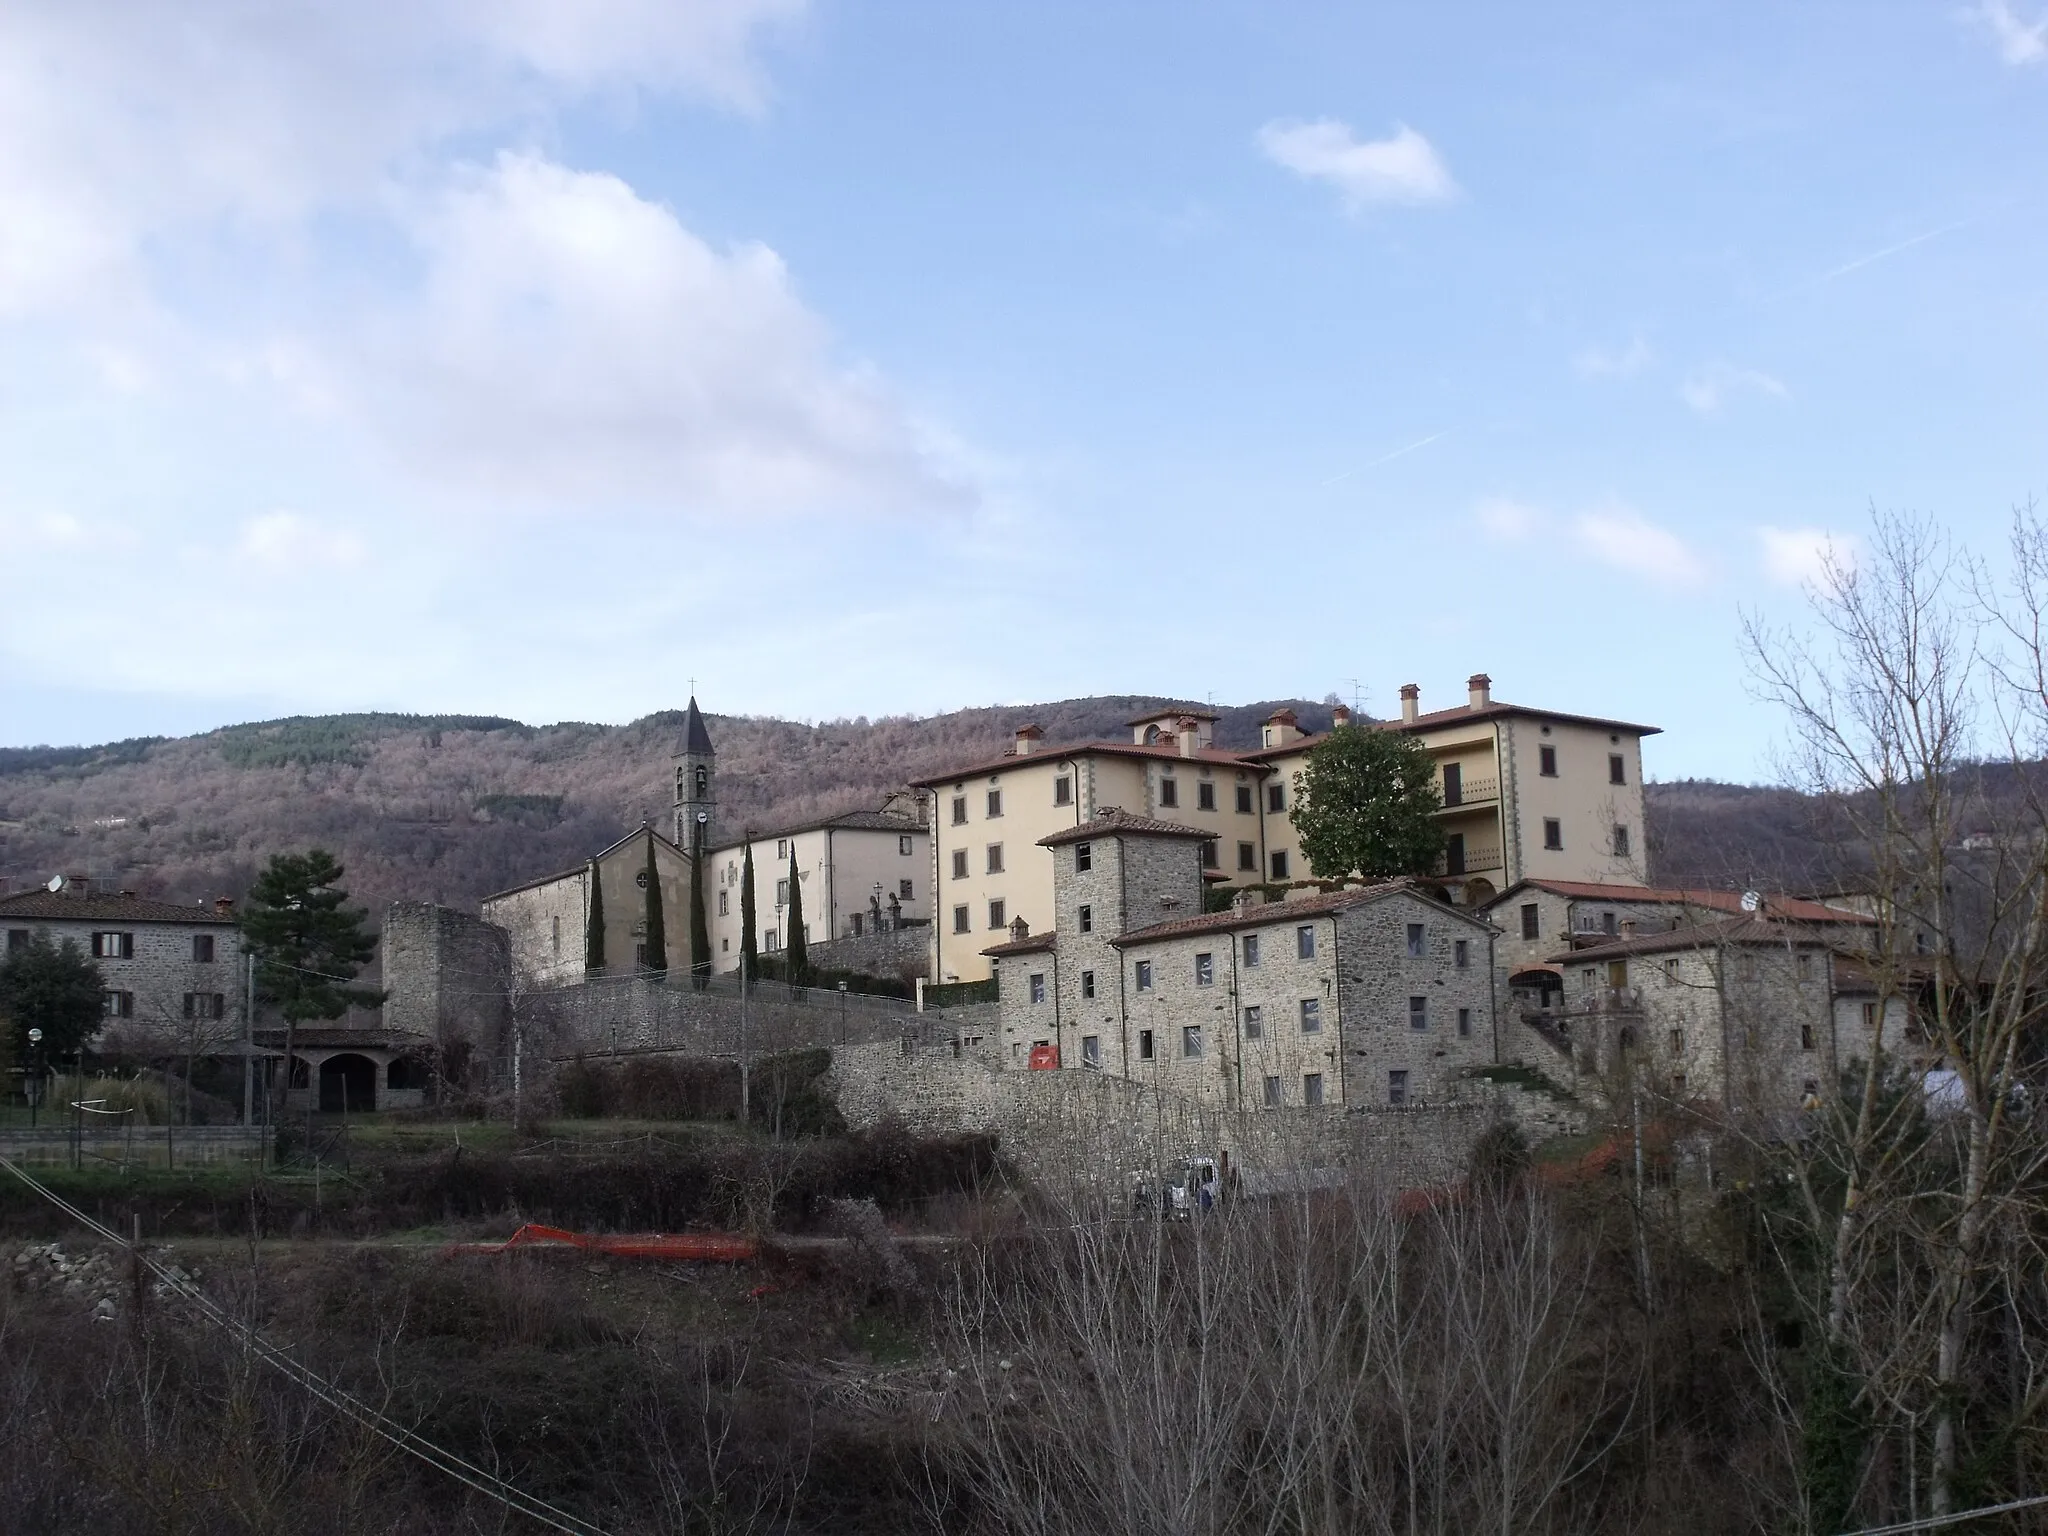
1334, 893, 1498, 1109
803, 922, 929, 981
381, 902, 511, 1069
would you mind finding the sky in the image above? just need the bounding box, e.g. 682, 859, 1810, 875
2, 1, 2044, 780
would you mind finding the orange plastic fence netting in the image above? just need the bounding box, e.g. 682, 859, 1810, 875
445, 1224, 760, 1262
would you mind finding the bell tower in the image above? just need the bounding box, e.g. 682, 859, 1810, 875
674, 696, 716, 854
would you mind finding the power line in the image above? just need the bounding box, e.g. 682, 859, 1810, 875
0, 1156, 613, 1536
1835, 1492, 2048, 1535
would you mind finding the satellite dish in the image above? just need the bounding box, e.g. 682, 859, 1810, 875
1740, 890, 1762, 913
45, 875, 63, 893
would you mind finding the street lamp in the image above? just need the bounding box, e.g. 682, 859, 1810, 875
25, 1029, 42, 1129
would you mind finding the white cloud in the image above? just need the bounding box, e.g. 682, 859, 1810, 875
237, 512, 367, 571
1257, 119, 1459, 210
1976, 0, 2048, 64
1758, 526, 1855, 587
1475, 497, 1543, 540
1572, 505, 1711, 587
1681, 361, 1789, 415
1574, 333, 1653, 378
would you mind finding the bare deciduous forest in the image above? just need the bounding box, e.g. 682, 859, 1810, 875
0, 694, 1842, 923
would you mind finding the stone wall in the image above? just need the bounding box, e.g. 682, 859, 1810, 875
802, 921, 929, 981
1333, 892, 1498, 1109
381, 902, 511, 1070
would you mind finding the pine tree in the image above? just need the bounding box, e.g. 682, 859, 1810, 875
739, 845, 759, 985
688, 817, 712, 989
785, 850, 809, 988
240, 850, 383, 1023
642, 831, 667, 975
584, 859, 606, 973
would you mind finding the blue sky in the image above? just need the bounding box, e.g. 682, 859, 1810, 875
2, 1, 2044, 779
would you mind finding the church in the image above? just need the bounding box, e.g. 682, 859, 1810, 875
479, 699, 931, 987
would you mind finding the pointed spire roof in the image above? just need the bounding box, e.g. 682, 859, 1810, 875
683, 696, 715, 756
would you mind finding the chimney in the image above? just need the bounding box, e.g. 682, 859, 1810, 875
1330, 704, 1352, 729
1233, 888, 1260, 916
1013, 723, 1044, 756
214, 897, 235, 915
1399, 684, 1420, 724
1620, 918, 1637, 938
1467, 673, 1492, 709
1176, 716, 1199, 758
65, 876, 90, 898
1009, 915, 1030, 941
1262, 709, 1303, 748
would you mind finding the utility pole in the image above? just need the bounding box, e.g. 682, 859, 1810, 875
242, 948, 256, 1127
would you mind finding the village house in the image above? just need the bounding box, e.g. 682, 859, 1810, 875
704, 801, 928, 967
0, 878, 247, 1052
982, 809, 1500, 1111
918, 674, 1661, 983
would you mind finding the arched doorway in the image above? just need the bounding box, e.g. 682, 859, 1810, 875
1461, 876, 1496, 906
319, 1053, 378, 1113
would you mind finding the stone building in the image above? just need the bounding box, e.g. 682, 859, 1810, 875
705, 799, 929, 969
0, 878, 247, 1051
983, 809, 1500, 1111
481, 824, 696, 988
916, 673, 1661, 984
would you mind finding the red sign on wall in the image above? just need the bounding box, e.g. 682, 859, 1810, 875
1027, 1043, 1061, 1070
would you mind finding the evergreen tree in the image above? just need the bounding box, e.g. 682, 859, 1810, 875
0, 934, 102, 1059
688, 816, 712, 989
739, 845, 759, 985
1288, 725, 1445, 881
785, 851, 809, 987
240, 849, 383, 1022
585, 859, 606, 973
642, 831, 668, 975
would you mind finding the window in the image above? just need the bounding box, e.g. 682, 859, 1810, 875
5, 929, 27, 953
1029, 973, 1046, 1004
1200, 840, 1219, 869
953, 905, 970, 934
1406, 922, 1425, 958
776, 877, 790, 905
1612, 825, 1630, 858
1543, 819, 1563, 851
1387, 1070, 1409, 1106
1520, 904, 1540, 940
1082, 1035, 1101, 1068
1457, 1007, 1472, 1037
900, 879, 915, 901
851, 914, 864, 937
988, 900, 1007, 929
1300, 998, 1322, 1033
1454, 938, 1470, 969
1138, 1027, 1153, 1059
1539, 745, 1558, 777
192, 934, 216, 963
1135, 959, 1153, 990
1159, 777, 1179, 809
104, 990, 136, 1018
1303, 1073, 1325, 1107
1409, 995, 1428, 1031
951, 849, 968, 880
1243, 1004, 1263, 1038
986, 844, 1004, 874
776, 839, 789, 860
91, 932, 133, 960
715, 890, 728, 920
1267, 783, 1285, 813
1296, 925, 1316, 959
1264, 1075, 1282, 1107
764, 930, 778, 952
1602, 911, 1618, 935
1198, 781, 1216, 811
1238, 841, 1257, 871
1242, 933, 1260, 968
1672, 1074, 1689, 1097
951, 796, 968, 825
1182, 1025, 1203, 1058
1609, 753, 1626, 785
1075, 841, 1093, 872
1194, 953, 1214, 986
1270, 851, 1290, 879
1080, 969, 1098, 999
1796, 952, 1813, 980
1079, 904, 1093, 933
1664, 957, 1679, 985
182, 992, 225, 1020
1054, 775, 1072, 806
900, 835, 914, 856
1669, 1028, 1685, 1053
1800, 1023, 1816, 1050
1862, 1001, 1879, 1031
1236, 785, 1254, 814
986, 789, 1003, 818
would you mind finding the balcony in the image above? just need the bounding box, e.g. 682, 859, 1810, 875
1438, 844, 1503, 878
1437, 774, 1499, 811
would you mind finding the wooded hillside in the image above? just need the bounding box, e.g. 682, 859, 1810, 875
0, 697, 1830, 922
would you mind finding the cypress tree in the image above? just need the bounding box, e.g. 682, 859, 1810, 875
584, 859, 606, 973
785, 850, 809, 988
688, 816, 711, 990
642, 831, 667, 975
739, 845, 758, 985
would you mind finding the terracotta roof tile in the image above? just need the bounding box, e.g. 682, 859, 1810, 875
912, 740, 1268, 787
982, 932, 1056, 958
1039, 808, 1215, 847
1111, 880, 1449, 946
0, 891, 238, 926
1545, 916, 1830, 963
1491, 879, 1871, 925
